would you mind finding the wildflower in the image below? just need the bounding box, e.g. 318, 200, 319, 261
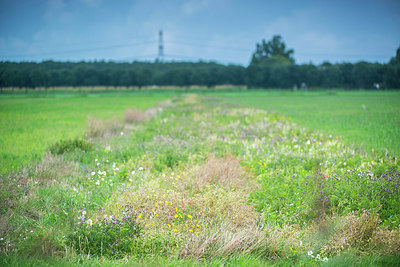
316, 254, 321, 260
308, 251, 313, 256
95, 159, 98, 162
87, 219, 93, 226
188, 215, 192, 219
82, 210, 86, 215
120, 132, 124, 136
96, 180, 100, 185
189, 229, 193, 232
299, 240, 302, 246
323, 258, 328, 262
138, 214, 142, 219
174, 229, 178, 232
174, 214, 178, 218
139, 167, 144, 171
131, 170, 135, 175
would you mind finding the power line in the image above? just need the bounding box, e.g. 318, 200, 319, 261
168, 40, 251, 52
1, 40, 157, 59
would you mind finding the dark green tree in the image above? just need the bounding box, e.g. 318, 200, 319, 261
250, 35, 295, 65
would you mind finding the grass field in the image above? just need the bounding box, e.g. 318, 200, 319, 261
218, 90, 400, 157
0, 93, 171, 173
1, 91, 399, 266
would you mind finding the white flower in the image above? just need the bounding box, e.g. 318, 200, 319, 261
102, 171, 107, 175
139, 167, 144, 171
96, 163, 100, 166
87, 219, 93, 226
30, 230, 33, 233
308, 251, 313, 256
95, 180, 100, 185
323, 257, 328, 262
129, 179, 133, 182
299, 240, 303, 246
95, 159, 98, 162
306, 140, 311, 145
0, 238, 3, 241
106, 159, 109, 163
120, 132, 124, 136
91, 172, 95, 176
131, 170, 135, 175
82, 211, 86, 215
316, 254, 321, 260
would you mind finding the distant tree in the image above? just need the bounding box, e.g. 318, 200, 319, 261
384, 47, 400, 89
250, 35, 295, 65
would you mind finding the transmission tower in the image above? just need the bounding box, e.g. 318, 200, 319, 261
157, 30, 164, 62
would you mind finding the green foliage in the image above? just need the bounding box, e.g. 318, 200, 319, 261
251, 35, 295, 65
67, 211, 142, 258
49, 138, 92, 155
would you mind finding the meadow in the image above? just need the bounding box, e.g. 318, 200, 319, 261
0, 91, 399, 266
218, 90, 400, 157
0, 93, 171, 173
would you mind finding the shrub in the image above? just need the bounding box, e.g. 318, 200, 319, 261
49, 138, 92, 155
67, 211, 142, 258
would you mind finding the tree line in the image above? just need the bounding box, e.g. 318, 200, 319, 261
1, 36, 399, 90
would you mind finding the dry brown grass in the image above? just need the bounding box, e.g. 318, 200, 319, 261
86, 116, 123, 138
370, 226, 400, 254
192, 154, 255, 191
124, 108, 147, 124
312, 210, 400, 255
184, 94, 198, 104
179, 222, 302, 259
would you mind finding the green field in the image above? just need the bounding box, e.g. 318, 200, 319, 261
1, 91, 399, 266
218, 91, 400, 157
0, 93, 170, 173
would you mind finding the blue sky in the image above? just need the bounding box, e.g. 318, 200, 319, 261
0, 0, 399, 65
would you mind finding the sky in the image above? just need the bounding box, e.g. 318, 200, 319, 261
0, 0, 399, 66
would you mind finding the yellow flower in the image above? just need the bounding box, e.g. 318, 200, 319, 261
185, 224, 188, 228
175, 207, 178, 212
138, 214, 142, 219
189, 229, 193, 232
168, 224, 171, 228
174, 229, 178, 232
196, 224, 200, 227
188, 215, 192, 219
174, 214, 178, 218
